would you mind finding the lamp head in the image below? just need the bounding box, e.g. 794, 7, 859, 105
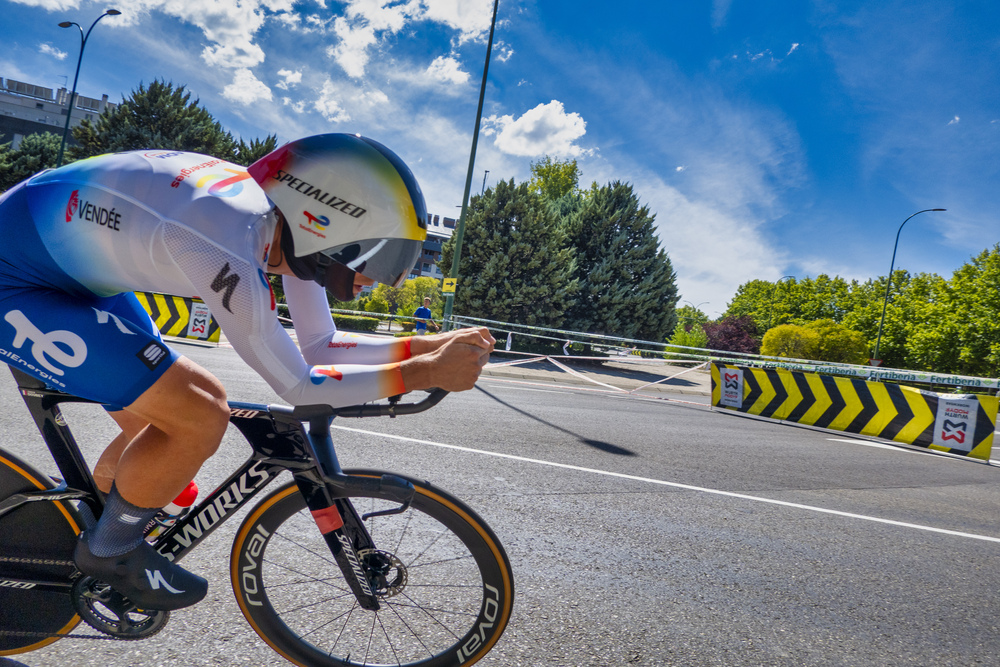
932, 208, 946, 211
58, 21, 74, 27
106, 9, 121, 15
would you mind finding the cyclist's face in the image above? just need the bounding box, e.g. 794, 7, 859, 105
353, 273, 375, 296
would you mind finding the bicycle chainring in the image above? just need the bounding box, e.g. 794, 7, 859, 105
71, 575, 170, 640
358, 548, 407, 598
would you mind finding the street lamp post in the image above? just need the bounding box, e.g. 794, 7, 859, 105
441, 0, 499, 331
766, 275, 795, 331
680, 301, 708, 324
56, 8, 121, 168
872, 208, 946, 364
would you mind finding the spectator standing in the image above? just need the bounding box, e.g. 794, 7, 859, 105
414, 297, 433, 335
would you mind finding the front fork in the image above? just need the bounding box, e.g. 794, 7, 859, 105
294, 472, 415, 611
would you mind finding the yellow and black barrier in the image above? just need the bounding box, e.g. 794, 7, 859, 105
134, 292, 221, 344
711, 362, 999, 461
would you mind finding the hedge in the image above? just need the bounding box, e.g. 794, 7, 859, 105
276, 304, 380, 333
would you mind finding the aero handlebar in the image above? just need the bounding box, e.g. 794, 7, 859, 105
271, 388, 450, 424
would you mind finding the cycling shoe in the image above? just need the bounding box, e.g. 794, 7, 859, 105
74, 532, 208, 611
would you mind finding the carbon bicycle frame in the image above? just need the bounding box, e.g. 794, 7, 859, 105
2, 366, 443, 605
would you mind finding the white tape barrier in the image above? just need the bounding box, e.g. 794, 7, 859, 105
456, 314, 998, 391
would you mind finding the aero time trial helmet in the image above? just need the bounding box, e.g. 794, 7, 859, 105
248, 134, 427, 299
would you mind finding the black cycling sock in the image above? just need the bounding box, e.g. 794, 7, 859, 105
86, 484, 159, 558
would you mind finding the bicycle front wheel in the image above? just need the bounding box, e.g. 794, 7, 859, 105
231, 471, 514, 667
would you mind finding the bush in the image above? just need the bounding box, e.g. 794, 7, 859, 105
803, 319, 868, 364
274, 304, 379, 332
761, 319, 868, 364
665, 322, 708, 358
704, 316, 760, 355
333, 314, 380, 332
761, 324, 820, 360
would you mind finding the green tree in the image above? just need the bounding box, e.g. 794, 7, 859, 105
528, 156, 580, 201
0, 133, 62, 191
231, 135, 279, 167
399, 277, 442, 317
796, 275, 853, 322
724, 278, 799, 333
69, 80, 275, 162
438, 179, 578, 327
761, 324, 820, 359
906, 245, 1000, 377
676, 304, 709, 329
563, 181, 678, 341
726, 274, 855, 335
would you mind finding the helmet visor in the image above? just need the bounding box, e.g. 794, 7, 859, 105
322, 237, 422, 288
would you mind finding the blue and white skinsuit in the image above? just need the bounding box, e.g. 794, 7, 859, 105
0, 150, 412, 410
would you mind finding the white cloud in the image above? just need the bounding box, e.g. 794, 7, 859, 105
329, 17, 378, 79
787, 43, 800, 56
327, 0, 414, 78
276, 68, 302, 90
947, 116, 960, 125
421, 0, 495, 43
632, 171, 785, 316
496, 42, 514, 63
426, 56, 469, 85
202, 40, 266, 69
314, 78, 352, 123
38, 43, 67, 60
326, 0, 495, 79
114, 0, 277, 70
484, 100, 589, 158
282, 96, 306, 113
222, 68, 272, 105
9, 0, 81, 9
712, 0, 732, 29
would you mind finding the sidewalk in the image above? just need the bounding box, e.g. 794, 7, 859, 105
481, 355, 712, 396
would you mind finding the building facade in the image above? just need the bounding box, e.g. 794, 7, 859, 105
0, 77, 116, 149
410, 213, 456, 280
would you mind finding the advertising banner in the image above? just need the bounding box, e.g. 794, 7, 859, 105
711, 362, 998, 461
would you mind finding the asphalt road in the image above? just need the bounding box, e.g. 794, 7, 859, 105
2, 343, 999, 666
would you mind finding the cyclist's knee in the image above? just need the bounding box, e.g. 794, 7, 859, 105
127, 357, 229, 453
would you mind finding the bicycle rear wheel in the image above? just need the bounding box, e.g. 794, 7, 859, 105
0, 449, 83, 655
231, 471, 514, 667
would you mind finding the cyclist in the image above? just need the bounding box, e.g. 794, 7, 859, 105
0, 134, 494, 611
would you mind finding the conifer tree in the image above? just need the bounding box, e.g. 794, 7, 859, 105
438, 179, 578, 328
69, 80, 275, 163
563, 181, 678, 341
0, 133, 61, 191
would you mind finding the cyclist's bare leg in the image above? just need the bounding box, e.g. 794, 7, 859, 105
109, 355, 229, 509
74, 356, 224, 607
93, 411, 148, 495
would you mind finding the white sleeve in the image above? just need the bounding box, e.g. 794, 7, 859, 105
163, 224, 407, 406
282, 275, 413, 366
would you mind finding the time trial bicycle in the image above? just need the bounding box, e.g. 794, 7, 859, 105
0, 366, 514, 667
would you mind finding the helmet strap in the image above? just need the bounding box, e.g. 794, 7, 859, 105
279, 219, 356, 301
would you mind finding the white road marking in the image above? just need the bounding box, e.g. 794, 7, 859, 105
826, 437, 937, 457
333, 424, 1000, 544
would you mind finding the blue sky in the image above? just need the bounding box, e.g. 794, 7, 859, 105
2, 0, 998, 318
